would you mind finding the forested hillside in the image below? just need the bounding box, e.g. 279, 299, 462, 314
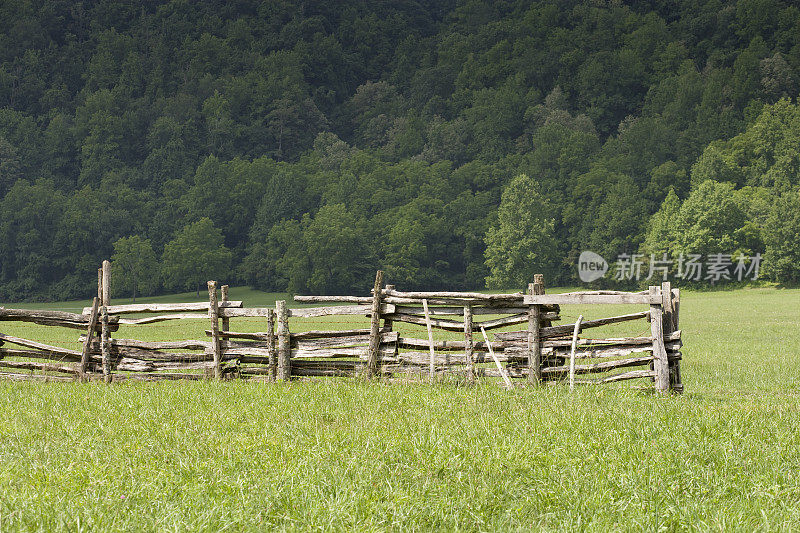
1, 0, 799, 300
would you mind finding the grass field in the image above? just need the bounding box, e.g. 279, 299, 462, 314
1, 287, 799, 531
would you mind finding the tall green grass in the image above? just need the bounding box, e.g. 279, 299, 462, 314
1, 286, 799, 531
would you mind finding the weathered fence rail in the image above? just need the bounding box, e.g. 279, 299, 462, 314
0, 262, 683, 392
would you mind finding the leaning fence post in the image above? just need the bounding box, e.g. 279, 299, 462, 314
366, 270, 384, 378
464, 305, 475, 384
80, 297, 100, 381
276, 300, 291, 381
527, 274, 544, 385
208, 281, 222, 380
568, 315, 583, 391
650, 285, 669, 393
481, 326, 513, 390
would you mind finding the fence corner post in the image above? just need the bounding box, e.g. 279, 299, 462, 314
366, 270, 384, 379
661, 281, 683, 393
527, 274, 544, 385
650, 285, 669, 394
208, 280, 222, 380
276, 300, 291, 381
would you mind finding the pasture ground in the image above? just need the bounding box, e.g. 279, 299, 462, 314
1, 287, 799, 531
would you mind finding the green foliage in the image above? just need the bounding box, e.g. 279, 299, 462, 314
691, 98, 800, 190
642, 188, 681, 258
302, 204, 372, 294
111, 235, 157, 302
0, 136, 22, 196
484, 174, 559, 289
649, 180, 759, 259
2, 2, 800, 298
0, 179, 65, 300
673, 181, 752, 256
763, 188, 800, 284
161, 218, 232, 296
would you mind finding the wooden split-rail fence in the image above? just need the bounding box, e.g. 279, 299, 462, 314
0, 263, 683, 392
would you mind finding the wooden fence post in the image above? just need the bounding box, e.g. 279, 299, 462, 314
208, 281, 222, 380
671, 288, 683, 392
650, 285, 669, 393
662, 282, 683, 393
423, 300, 436, 380
383, 285, 395, 332
464, 305, 475, 384
97, 267, 103, 301
527, 274, 544, 385
102, 260, 111, 307
220, 285, 230, 332
267, 309, 276, 381
276, 300, 290, 381
80, 297, 100, 381
366, 270, 384, 378
101, 306, 111, 383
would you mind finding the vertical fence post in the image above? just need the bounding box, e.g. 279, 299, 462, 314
99, 260, 112, 383
464, 305, 474, 384
101, 306, 111, 383
527, 274, 544, 385
366, 270, 384, 379
101, 260, 111, 307
423, 300, 436, 380
662, 282, 682, 393
670, 288, 683, 392
220, 285, 230, 332
276, 300, 290, 381
383, 285, 395, 332
97, 267, 103, 301
208, 281, 222, 380
650, 285, 669, 393
267, 309, 276, 381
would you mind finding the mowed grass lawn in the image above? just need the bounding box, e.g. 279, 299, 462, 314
1, 287, 799, 531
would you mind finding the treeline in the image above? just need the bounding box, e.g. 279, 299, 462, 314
1, 0, 799, 300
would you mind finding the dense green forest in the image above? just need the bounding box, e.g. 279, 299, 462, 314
1, 0, 799, 300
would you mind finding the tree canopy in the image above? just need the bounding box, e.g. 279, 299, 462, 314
2, 1, 800, 300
